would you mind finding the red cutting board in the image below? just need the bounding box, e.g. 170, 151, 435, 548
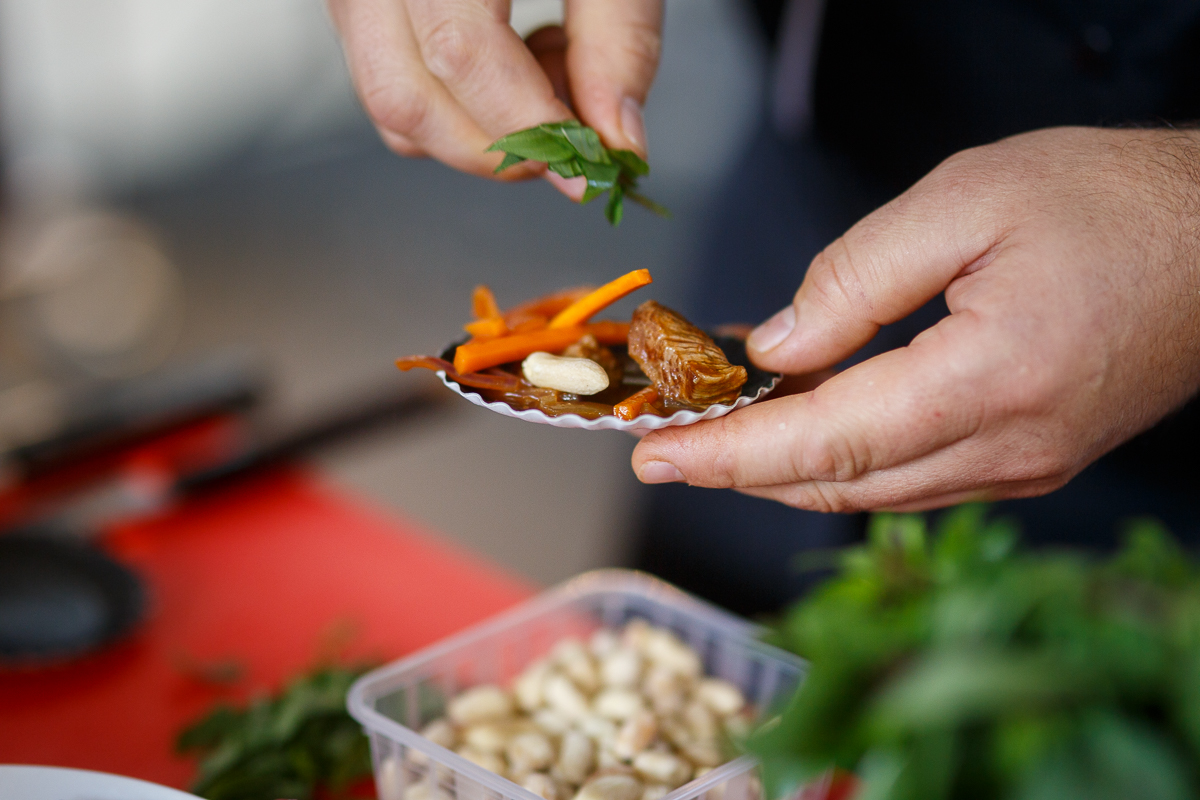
0, 468, 534, 789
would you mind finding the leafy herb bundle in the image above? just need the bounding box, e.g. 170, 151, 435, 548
488, 120, 668, 226
177, 664, 375, 800
749, 506, 1200, 800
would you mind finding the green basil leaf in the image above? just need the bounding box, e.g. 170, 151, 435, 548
486, 127, 576, 162
493, 152, 527, 174
605, 184, 625, 226
563, 125, 609, 163
610, 148, 650, 176
579, 159, 620, 190
547, 158, 583, 178
580, 183, 608, 204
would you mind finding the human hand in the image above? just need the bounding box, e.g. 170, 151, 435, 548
632, 127, 1200, 511
326, 0, 662, 198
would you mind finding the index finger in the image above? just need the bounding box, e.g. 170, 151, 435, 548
407, 0, 574, 138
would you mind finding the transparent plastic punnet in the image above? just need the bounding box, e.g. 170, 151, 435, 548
348, 570, 806, 800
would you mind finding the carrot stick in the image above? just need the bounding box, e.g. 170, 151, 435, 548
464, 317, 509, 340
504, 287, 593, 325
549, 270, 652, 328
472, 285, 503, 320
507, 315, 549, 334
586, 320, 630, 345
614, 386, 659, 421
453, 327, 588, 374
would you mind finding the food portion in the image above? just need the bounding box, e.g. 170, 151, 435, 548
403, 620, 752, 800
395, 271, 752, 421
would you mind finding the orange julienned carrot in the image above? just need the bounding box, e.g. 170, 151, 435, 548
614, 386, 659, 421
587, 320, 630, 345
504, 287, 593, 325
464, 317, 509, 340
454, 326, 588, 374
472, 285, 503, 320
549, 269, 652, 328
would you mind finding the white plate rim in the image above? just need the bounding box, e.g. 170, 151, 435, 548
437, 371, 780, 434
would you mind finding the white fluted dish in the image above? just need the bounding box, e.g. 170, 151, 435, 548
436, 335, 780, 435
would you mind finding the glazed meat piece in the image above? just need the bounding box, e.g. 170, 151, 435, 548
627, 300, 747, 408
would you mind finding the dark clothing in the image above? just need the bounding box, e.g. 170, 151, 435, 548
635, 0, 1200, 617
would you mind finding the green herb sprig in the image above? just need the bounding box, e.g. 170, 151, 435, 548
488, 120, 668, 226
749, 506, 1200, 800
176, 664, 375, 800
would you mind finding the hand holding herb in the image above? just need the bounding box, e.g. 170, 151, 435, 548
327, 0, 664, 194
489, 121, 668, 225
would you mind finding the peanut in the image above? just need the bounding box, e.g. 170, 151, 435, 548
613, 711, 658, 760
558, 730, 596, 784
601, 648, 643, 689
456, 745, 508, 777
632, 752, 692, 789
522, 352, 610, 396
523, 772, 564, 800
508, 732, 557, 773
695, 679, 745, 717
448, 685, 513, 726
575, 774, 643, 800
515, 660, 554, 712
545, 673, 592, 720
594, 688, 645, 721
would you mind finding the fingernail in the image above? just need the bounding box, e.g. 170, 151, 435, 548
620, 97, 647, 156
638, 461, 684, 484
747, 306, 796, 353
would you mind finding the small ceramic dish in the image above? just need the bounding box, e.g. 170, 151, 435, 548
435, 335, 780, 435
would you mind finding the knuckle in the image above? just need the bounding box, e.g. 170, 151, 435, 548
419, 16, 477, 83
702, 417, 746, 489
797, 415, 870, 484
781, 482, 856, 514
1005, 443, 1076, 484
619, 22, 662, 76
807, 239, 871, 320
362, 80, 431, 138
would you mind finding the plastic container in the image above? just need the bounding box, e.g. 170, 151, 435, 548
348, 570, 807, 800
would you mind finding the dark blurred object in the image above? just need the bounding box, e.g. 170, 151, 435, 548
745, 0, 794, 46
0, 354, 263, 532
0, 353, 449, 667
812, 0, 1200, 189
5, 353, 260, 483
0, 530, 144, 666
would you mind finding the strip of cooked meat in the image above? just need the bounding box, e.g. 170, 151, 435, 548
627, 300, 748, 408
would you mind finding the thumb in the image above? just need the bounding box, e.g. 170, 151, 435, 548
564, 0, 664, 157
747, 158, 1006, 374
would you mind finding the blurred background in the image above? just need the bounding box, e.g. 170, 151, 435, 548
0, 0, 769, 585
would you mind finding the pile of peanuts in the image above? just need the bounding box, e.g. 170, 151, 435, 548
394, 620, 752, 800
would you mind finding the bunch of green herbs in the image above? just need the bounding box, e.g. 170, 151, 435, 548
176, 663, 375, 800
749, 505, 1200, 800
488, 120, 668, 225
